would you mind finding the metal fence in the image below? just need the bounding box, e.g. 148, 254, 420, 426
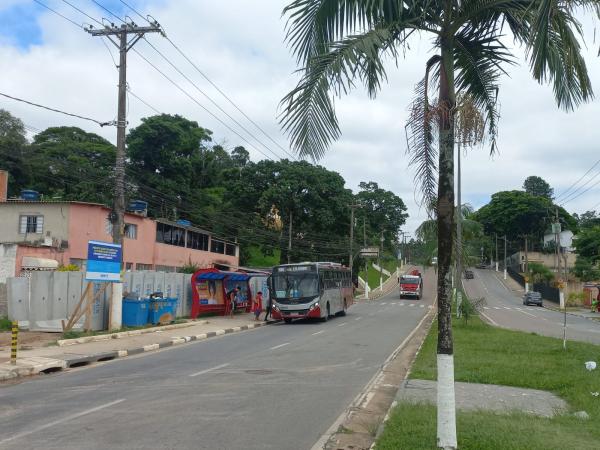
533, 282, 560, 304
507, 267, 525, 287
7, 270, 192, 331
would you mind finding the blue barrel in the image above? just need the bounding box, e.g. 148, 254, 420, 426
20, 190, 40, 200
148, 297, 178, 324
122, 298, 150, 327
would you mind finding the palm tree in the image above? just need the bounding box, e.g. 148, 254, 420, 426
280, 2, 596, 448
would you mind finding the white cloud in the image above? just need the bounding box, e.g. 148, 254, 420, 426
1, 1, 600, 238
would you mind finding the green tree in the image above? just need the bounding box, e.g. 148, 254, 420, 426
523, 175, 553, 199
279, 2, 595, 446
355, 181, 408, 247
475, 191, 576, 248
574, 211, 600, 230
0, 109, 29, 196
573, 226, 600, 265
571, 257, 600, 282
27, 127, 116, 204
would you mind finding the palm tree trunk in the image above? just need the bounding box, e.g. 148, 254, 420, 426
436, 34, 457, 450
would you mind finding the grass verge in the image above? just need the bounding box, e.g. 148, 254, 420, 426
0, 315, 12, 331
376, 316, 600, 449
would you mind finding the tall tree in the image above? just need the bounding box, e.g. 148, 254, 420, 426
0, 109, 29, 196
27, 127, 116, 204
279, 2, 596, 447
523, 175, 553, 199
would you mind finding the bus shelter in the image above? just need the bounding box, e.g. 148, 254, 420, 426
190, 268, 269, 318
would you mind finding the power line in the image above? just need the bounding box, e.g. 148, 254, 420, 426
117, 0, 298, 160
127, 88, 161, 114
61, 0, 102, 26
555, 158, 600, 202
560, 177, 600, 206
90, 0, 125, 23
141, 38, 289, 161
33, 0, 81, 27
130, 48, 275, 161
0, 92, 114, 127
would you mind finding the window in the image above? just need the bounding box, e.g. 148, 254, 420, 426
125, 262, 134, 271
156, 222, 185, 247
125, 223, 138, 240
211, 239, 225, 254
186, 230, 209, 251
225, 243, 237, 256
136, 263, 153, 271
19, 215, 44, 234
155, 265, 176, 272
105, 218, 113, 236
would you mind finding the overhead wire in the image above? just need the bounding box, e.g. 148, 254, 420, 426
33, 0, 81, 27
0, 92, 113, 127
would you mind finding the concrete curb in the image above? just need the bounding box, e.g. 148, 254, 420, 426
56, 321, 205, 347
0, 320, 278, 382
543, 304, 600, 322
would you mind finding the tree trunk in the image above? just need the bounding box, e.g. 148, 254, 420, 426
436, 33, 457, 450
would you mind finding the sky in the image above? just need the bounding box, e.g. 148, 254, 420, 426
1, 0, 600, 238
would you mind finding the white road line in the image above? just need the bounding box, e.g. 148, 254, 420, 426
270, 342, 290, 350
189, 363, 230, 377
483, 307, 490, 310
400, 302, 406, 306
354, 317, 362, 321
381, 302, 387, 305
503, 307, 511, 310
493, 306, 501, 310
409, 304, 415, 307
337, 323, 347, 327
481, 311, 499, 327
0, 399, 126, 445
518, 310, 537, 318
419, 304, 425, 308
311, 330, 325, 336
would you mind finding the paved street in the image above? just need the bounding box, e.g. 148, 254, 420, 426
464, 268, 600, 344
0, 284, 434, 450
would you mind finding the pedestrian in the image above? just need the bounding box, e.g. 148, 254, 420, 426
264, 292, 272, 322
253, 291, 263, 321
228, 288, 238, 318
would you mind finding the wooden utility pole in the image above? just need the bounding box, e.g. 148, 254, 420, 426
348, 203, 363, 277
288, 211, 293, 264
86, 22, 162, 329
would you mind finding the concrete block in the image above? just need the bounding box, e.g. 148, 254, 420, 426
143, 343, 159, 351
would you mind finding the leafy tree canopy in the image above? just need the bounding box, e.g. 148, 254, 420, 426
523, 175, 553, 199
475, 190, 576, 243
574, 211, 600, 230
0, 109, 29, 196
573, 226, 600, 265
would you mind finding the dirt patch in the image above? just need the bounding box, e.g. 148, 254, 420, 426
0, 331, 60, 362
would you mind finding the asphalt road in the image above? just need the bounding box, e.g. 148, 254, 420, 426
464, 268, 600, 344
0, 281, 434, 450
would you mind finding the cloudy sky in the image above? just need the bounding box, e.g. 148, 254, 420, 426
1, 0, 600, 236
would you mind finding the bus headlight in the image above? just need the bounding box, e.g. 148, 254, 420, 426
309, 302, 319, 310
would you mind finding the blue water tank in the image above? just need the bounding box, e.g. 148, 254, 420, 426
127, 200, 148, 212
176, 219, 191, 227
20, 190, 40, 201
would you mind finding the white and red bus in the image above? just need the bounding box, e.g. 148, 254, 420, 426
269, 262, 353, 323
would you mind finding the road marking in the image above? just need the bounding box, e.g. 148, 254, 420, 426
503, 307, 511, 310
419, 304, 425, 308
189, 363, 230, 377
0, 399, 126, 445
270, 342, 290, 350
354, 317, 362, 321
481, 311, 499, 326
400, 302, 406, 306
337, 323, 347, 327
493, 306, 501, 310
483, 306, 490, 310
311, 330, 325, 336
518, 310, 537, 318
381, 302, 387, 305
527, 308, 536, 311
409, 304, 415, 307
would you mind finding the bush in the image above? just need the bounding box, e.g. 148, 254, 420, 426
527, 262, 554, 283
567, 291, 586, 307
0, 315, 12, 331
458, 294, 486, 325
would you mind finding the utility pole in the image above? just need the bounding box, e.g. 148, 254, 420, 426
348, 203, 363, 278
495, 233, 499, 272
288, 211, 293, 264
86, 22, 162, 330
364, 217, 369, 300
379, 229, 384, 291
525, 236, 529, 293
503, 235, 507, 280
555, 207, 565, 310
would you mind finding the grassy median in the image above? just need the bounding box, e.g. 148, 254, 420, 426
376, 317, 600, 449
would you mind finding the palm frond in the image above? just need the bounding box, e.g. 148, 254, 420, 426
406, 55, 441, 209
279, 25, 403, 159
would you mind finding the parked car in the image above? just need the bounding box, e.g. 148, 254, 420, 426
464, 270, 474, 279
523, 291, 543, 306
476, 263, 487, 269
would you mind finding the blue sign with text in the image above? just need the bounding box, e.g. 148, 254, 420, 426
85, 240, 122, 282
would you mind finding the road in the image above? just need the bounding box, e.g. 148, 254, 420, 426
464, 268, 600, 344
0, 282, 434, 450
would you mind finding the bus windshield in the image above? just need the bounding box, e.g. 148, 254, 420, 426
272, 272, 320, 299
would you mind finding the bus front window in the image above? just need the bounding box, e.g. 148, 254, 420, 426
272, 272, 319, 299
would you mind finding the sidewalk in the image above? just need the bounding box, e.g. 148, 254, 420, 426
0, 313, 274, 382
490, 269, 600, 322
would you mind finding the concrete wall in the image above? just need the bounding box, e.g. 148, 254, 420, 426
509, 251, 577, 271
0, 202, 71, 244
0, 243, 17, 283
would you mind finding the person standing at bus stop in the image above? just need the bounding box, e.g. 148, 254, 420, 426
253, 291, 263, 321
228, 287, 238, 318
264, 291, 273, 322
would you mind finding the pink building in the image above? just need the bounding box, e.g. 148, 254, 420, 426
0, 198, 239, 280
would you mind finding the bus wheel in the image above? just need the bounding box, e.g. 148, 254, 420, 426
338, 300, 347, 316
284, 318, 293, 324
321, 303, 330, 322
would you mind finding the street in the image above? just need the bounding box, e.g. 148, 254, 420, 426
464, 268, 600, 344
0, 286, 434, 450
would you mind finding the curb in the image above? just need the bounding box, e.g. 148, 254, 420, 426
543, 304, 600, 322
56, 321, 204, 347
0, 320, 278, 382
